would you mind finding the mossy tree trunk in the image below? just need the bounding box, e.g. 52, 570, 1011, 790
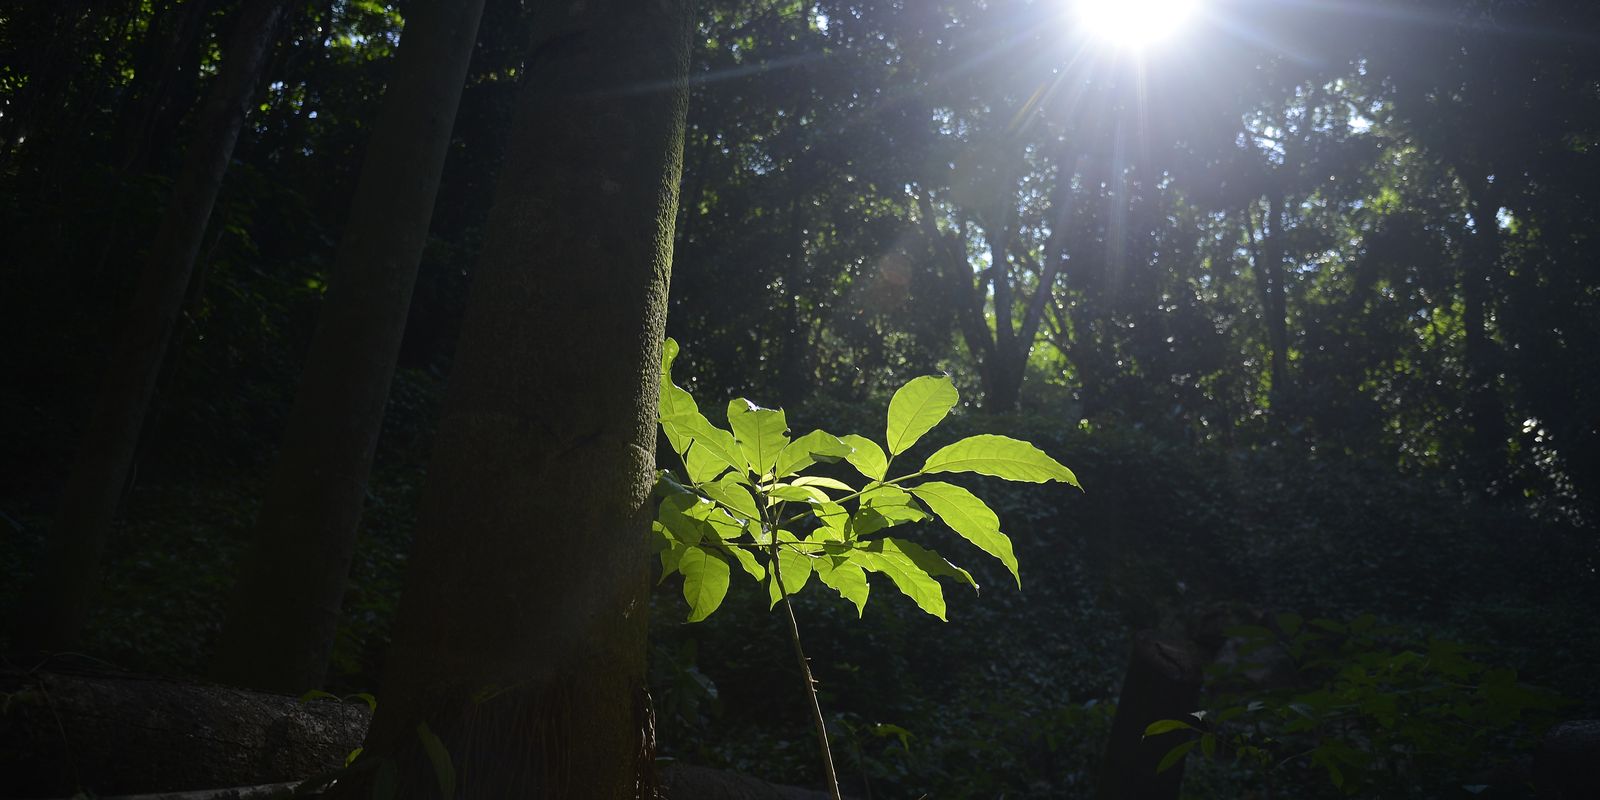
332, 0, 692, 796
211, 0, 488, 696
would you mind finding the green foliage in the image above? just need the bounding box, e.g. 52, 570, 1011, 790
1149, 615, 1567, 796
653, 339, 1078, 623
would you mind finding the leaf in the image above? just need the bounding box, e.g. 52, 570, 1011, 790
774, 430, 852, 477
767, 532, 813, 607
683, 500, 745, 540
680, 546, 731, 622
658, 541, 685, 582
859, 539, 947, 619
860, 484, 931, 524
813, 554, 869, 616
1157, 739, 1197, 773
658, 339, 698, 424
908, 481, 1019, 587
921, 434, 1079, 485
724, 544, 766, 581
769, 484, 829, 504
416, 723, 456, 799
813, 501, 849, 540
372, 758, 397, 800
727, 399, 789, 476
669, 414, 746, 478
657, 495, 707, 545
885, 375, 958, 455
1144, 719, 1199, 737
702, 478, 760, 521
884, 537, 976, 590
790, 475, 855, 493
840, 434, 888, 481
682, 444, 729, 484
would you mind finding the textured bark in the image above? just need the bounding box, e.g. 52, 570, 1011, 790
0, 670, 367, 797
1098, 632, 1204, 800
329, 1, 693, 797
13, 0, 288, 653
211, 0, 488, 696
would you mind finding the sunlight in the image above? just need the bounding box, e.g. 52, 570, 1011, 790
1073, 0, 1201, 49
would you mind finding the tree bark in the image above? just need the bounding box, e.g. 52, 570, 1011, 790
0, 669, 368, 797
328, 0, 692, 796
13, 0, 288, 654
211, 0, 488, 696
1098, 632, 1204, 800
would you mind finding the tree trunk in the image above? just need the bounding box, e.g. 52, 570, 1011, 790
210, 0, 488, 696
1248, 196, 1290, 418
12, 0, 288, 654
329, 0, 692, 796
1462, 184, 1507, 489
1098, 632, 1204, 800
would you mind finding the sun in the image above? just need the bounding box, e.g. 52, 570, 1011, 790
1073, 0, 1201, 49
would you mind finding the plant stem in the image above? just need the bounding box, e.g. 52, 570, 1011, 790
772, 541, 843, 800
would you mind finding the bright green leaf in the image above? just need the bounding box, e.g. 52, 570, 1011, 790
702, 478, 760, 521
658, 339, 698, 422
716, 542, 765, 582
769, 484, 829, 504
921, 434, 1079, 485
659, 541, 685, 582
683, 500, 744, 540
680, 546, 731, 622
657, 495, 707, 545
840, 434, 888, 481
860, 484, 931, 524
884, 537, 975, 590
790, 475, 855, 493
885, 375, 958, 455
672, 414, 745, 477
813, 555, 869, 616
908, 481, 1019, 587
774, 430, 852, 477
727, 399, 789, 476
767, 532, 813, 607
859, 539, 947, 619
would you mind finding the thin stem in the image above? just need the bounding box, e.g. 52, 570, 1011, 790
772, 545, 842, 800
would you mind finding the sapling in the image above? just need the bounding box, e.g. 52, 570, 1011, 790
652, 339, 1079, 799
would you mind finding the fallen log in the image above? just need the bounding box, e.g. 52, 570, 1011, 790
1, 669, 835, 798
0, 669, 367, 797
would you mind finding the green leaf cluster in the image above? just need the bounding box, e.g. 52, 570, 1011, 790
653, 341, 1079, 623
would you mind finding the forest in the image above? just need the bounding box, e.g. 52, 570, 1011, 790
1, 0, 1597, 797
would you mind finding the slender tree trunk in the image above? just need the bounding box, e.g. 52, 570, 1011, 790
1462, 183, 1507, 488
1248, 196, 1290, 417
12, 0, 288, 653
330, 1, 692, 796
211, 0, 488, 694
